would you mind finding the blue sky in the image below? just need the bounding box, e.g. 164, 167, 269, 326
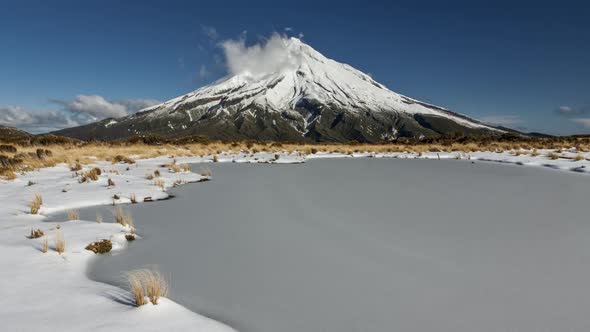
1, 0, 589, 135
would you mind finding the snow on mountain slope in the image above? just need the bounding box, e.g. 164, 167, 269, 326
54, 37, 503, 142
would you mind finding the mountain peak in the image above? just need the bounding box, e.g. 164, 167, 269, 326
53, 37, 503, 142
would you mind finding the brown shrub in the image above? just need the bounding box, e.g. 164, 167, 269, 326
112, 155, 135, 164
108, 178, 115, 187
28, 228, 44, 239
85, 239, 112, 254
70, 162, 82, 171
125, 234, 136, 241
0, 144, 17, 153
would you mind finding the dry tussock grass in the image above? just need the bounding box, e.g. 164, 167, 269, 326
154, 178, 165, 190
67, 209, 79, 221
0, 138, 587, 178
55, 229, 65, 254
114, 207, 135, 232
126, 268, 169, 306
573, 154, 586, 161
200, 166, 213, 177
29, 193, 43, 214
96, 213, 103, 224
42, 236, 48, 253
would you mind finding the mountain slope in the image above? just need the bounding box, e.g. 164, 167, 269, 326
54, 38, 503, 142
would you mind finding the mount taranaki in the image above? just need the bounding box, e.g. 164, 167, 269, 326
54, 38, 503, 142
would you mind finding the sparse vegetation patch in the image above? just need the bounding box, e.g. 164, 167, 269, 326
85, 239, 112, 254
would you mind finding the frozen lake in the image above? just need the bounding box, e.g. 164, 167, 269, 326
79, 158, 590, 332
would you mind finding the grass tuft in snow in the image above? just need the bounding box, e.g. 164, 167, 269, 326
199, 166, 213, 177
112, 155, 135, 164
54, 229, 65, 254
126, 270, 148, 307
70, 162, 82, 171
126, 268, 169, 306
154, 179, 165, 190
107, 178, 115, 187
28, 228, 44, 239
130, 193, 137, 204
67, 209, 80, 221
114, 207, 135, 232
29, 193, 43, 214
573, 154, 586, 161
547, 152, 560, 160
96, 213, 103, 224
42, 236, 48, 253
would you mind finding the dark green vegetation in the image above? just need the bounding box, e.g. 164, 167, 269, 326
51, 103, 504, 143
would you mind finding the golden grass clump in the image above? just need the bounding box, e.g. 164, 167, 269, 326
170, 163, 181, 173
573, 154, 585, 161
67, 209, 79, 221
199, 166, 213, 177
29, 228, 44, 239
29, 193, 43, 214
112, 155, 135, 164
130, 193, 137, 204
154, 178, 165, 190
42, 236, 48, 253
126, 268, 169, 306
127, 270, 148, 306
1, 168, 17, 180
55, 229, 65, 254
547, 152, 560, 160
213, 154, 219, 162
180, 163, 190, 172
70, 162, 82, 171
114, 207, 135, 232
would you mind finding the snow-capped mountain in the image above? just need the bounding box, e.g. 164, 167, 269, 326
54, 38, 502, 142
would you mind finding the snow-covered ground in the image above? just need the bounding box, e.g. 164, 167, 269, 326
0, 149, 588, 331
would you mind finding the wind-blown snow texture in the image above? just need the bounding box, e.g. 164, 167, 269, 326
54, 38, 502, 142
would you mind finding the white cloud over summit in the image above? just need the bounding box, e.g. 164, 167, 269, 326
220, 34, 303, 78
